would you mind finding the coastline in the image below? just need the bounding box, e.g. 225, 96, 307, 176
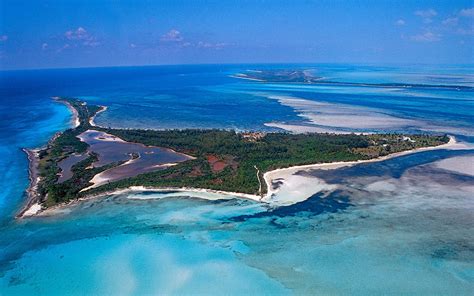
228, 74, 266, 82
17, 149, 43, 217
263, 135, 458, 200
22, 136, 458, 218
17, 129, 65, 217
17, 97, 81, 218
52, 97, 80, 128
36, 186, 263, 217
89, 105, 108, 127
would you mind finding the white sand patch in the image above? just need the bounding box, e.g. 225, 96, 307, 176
89, 106, 108, 127
22, 203, 42, 216
151, 163, 178, 169
229, 74, 265, 82
77, 129, 126, 143
264, 95, 422, 132
81, 174, 110, 192
434, 156, 474, 176
262, 173, 337, 206
366, 180, 399, 192
112, 186, 261, 202
80, 159, 177, 192
80, 155, 141, 191
125, 189, 237, 201
264, 122, 352, 134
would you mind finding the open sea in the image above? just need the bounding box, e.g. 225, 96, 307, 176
0, 64, 473, 294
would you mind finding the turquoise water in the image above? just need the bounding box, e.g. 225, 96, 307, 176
0, 64, 473, 294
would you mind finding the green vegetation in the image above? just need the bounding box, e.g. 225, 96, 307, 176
36, 98, 108, 204
33, 98, 449, 207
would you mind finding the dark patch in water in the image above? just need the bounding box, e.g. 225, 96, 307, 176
298, 149, 474, 184
430, 239, 474, 261
231, 190, 352, 221
8, 274, 26, 287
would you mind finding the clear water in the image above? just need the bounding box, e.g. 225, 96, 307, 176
0, 64, 473, 294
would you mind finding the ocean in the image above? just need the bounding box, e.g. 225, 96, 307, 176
0, 64, 473, 294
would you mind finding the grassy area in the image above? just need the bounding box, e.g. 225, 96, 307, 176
34, 98, 449, 206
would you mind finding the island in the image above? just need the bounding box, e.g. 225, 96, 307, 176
18, 97, 450, 217
231, 69, 474, 91
231, 69, 323, 83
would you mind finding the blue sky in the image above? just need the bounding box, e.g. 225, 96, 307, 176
0, 0, 473, 69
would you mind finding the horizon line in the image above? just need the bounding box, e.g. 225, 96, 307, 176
2, 61, 474, 72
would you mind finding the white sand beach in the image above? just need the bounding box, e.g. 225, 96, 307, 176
22, 203, 42, 216
229, 74, 265, 82
89, 105, 108, 127
52, 97, 80, 128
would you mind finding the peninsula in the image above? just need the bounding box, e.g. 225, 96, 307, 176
19, 97, 450, 217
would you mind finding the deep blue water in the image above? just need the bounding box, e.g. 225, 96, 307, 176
0, 64, 473, 294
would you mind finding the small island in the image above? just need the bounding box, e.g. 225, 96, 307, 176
19, 97, 450, 217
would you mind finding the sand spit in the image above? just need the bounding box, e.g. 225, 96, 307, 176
262, 136, 460, 204
89, 105, 108, 127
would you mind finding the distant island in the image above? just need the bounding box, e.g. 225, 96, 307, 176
231, 69, 474, 91
19, 97, 450, 217
231, 69, 323, 83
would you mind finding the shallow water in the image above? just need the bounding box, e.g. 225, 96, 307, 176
77, 130, 191, 186
0, 64, 473, 294
57, 154, 88, 183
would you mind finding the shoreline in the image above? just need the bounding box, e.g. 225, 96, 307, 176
263, 135, 458, 200
52, 97, 80, 128
17, 148, 43, 217
22, 136, 458, 218
89, 105, 108, 127
17, 97, 77, 217
228, 74, 266, 82
36, 186, 263, 217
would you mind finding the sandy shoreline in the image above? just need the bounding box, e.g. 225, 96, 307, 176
263, 135, 459, 200
36, 186, 262, 217
52, 97, 80, 128
17, 98, 79, 218
89, 105, 108, 127
17, 149, 43, 217
229, 74, 265, 82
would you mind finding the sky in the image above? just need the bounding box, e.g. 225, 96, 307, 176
0, 0, 473, 70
